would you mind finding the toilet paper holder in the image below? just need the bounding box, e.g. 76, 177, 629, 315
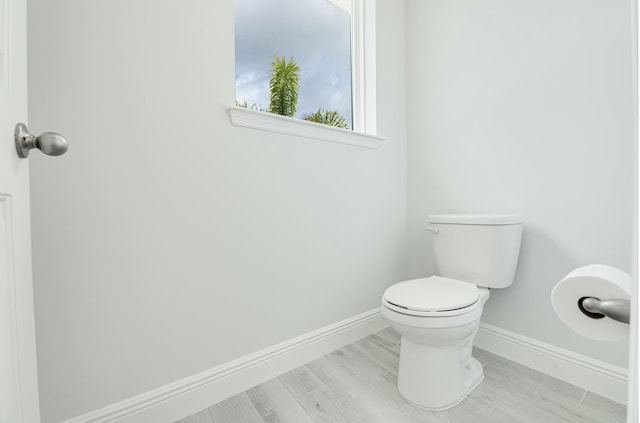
577, 297, 630, 324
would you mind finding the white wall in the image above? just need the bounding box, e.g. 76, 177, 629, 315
27, 1, 406, 422
406, 0, 634, 367
28, 0, 634, 420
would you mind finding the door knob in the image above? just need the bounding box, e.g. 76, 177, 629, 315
15, 123, 69, 158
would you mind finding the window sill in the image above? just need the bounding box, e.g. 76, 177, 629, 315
228, 107, 383, 149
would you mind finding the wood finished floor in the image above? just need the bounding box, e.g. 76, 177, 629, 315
175, 328, 626, 423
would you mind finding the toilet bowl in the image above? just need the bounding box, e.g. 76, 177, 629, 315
382, 214, 522, 410
382, 277, 490, 410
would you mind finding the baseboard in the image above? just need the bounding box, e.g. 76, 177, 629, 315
474, 322, 629, 404
60, 313, 627, 422
61, 308, 386, 423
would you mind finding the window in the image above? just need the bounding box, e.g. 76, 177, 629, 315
230, 0, 378, 145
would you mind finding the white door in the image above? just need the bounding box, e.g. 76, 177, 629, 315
0, 0, 41, 421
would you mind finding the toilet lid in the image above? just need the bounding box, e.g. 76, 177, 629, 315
383, 276, 479, 312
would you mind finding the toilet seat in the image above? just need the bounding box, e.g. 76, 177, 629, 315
383, 276, 481, 317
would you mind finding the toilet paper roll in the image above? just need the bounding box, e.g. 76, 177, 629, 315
551, 264, 630, 341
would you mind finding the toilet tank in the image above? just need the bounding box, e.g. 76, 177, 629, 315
428, 214, 523, 288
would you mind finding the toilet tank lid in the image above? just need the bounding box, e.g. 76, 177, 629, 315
428, 214, 522, 225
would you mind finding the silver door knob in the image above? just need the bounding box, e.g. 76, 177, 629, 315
15, 123, 69, 158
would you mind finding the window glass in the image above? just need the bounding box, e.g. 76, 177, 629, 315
234, 0, 354, 129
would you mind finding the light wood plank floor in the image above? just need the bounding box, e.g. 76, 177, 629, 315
176, 328, 626, 423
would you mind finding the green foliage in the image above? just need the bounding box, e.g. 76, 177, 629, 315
303, 108, 348, 129
235, 98, 267, 112
239, 56, 349, 130
268, 56, 300, 117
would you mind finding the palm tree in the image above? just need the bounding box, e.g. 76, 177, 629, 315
303, 108, 349, 129
269, 56, 300, 117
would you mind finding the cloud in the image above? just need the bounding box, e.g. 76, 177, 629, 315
236, 69, 270, 110
234, 0, 353, 127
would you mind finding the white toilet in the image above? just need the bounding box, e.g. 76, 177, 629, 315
382, 214, 523, 410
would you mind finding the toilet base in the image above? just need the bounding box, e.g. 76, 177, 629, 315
400, 360, 484, 411
396, 331, 484, 410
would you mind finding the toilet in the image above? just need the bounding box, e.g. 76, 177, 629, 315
382, 214, 523, 410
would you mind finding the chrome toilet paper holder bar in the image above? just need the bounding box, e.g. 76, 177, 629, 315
578, 297, 630, 324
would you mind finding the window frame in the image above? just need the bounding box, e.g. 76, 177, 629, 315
229, 0, 381, 149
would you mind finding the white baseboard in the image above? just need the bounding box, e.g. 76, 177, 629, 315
474, 322, 629, 404
61, 313, 627, 422
61, 308, 386, 423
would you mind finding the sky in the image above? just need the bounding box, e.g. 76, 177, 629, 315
234, 0, 353, 128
